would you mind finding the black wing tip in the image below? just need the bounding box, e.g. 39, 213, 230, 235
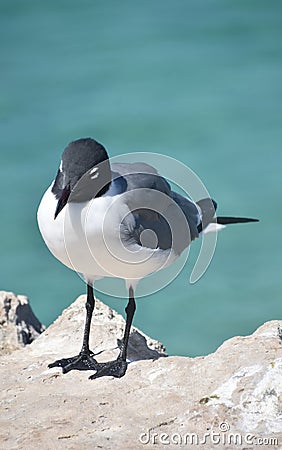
216, 216, 259, 225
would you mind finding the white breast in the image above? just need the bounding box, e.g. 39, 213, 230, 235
37, 186, 178, 285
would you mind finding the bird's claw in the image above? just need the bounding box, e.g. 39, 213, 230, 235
89, 356, 128, 379
48, 351, 98, 373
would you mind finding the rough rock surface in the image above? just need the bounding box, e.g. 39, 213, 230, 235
0, 291, 45, 354
0, 292, 281, 449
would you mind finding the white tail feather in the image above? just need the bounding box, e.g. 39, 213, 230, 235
202, 223, 226, 235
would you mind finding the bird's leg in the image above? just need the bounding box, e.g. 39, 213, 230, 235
90, 286, 136, 379
48, 284, 98, 373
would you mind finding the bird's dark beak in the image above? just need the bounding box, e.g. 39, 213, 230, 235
54, 185, 71, 219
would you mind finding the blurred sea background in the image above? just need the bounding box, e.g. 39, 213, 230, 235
1, 0, 281, 356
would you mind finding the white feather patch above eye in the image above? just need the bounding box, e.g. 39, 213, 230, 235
90, 167, 99, 179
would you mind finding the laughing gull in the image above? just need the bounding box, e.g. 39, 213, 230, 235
37, 137, 258, 379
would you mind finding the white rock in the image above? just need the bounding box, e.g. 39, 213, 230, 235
0, 292, 281, 449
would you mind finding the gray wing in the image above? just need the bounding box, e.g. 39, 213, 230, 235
111, 162, 200, 255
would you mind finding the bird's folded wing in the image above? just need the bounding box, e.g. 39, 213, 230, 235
111, 162, 200, 254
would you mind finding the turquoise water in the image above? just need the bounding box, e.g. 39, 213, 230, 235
1, 1, 281, 356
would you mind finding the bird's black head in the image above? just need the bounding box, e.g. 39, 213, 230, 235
52, 138, 112, 219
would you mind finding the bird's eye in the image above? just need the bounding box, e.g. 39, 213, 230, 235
90, 167, 99, 179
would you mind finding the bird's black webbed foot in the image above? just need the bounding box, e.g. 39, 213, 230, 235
48, 351, 98, 374
89, 355, 128, 379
